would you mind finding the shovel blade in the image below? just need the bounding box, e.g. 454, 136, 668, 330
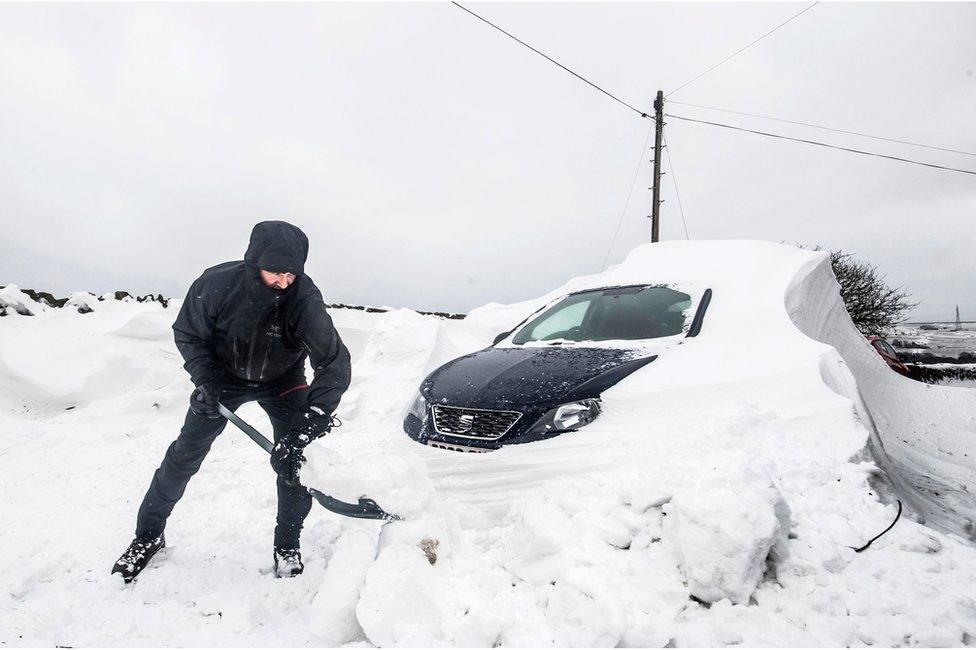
308, 488, 401, 521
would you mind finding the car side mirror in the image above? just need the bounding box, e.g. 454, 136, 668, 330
492, 331, 510, 346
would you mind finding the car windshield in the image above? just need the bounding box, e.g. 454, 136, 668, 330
875, 339, 899, 359
510, 285, 693, 345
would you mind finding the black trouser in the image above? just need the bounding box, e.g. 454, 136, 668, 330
136, 373, 312, 549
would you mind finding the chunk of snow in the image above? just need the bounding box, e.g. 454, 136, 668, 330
664, 466, 791, 604
309, 526, 378, 646
356, 544, 452, 647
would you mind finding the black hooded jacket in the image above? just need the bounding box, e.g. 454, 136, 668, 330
172, 221, 351, 414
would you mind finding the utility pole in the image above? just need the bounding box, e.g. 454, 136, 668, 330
650, 90, 664, 243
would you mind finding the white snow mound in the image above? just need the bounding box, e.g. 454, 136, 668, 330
664, 464, 791, 604
0, 284, 46, 316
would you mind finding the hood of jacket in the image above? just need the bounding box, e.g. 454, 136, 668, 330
244, 221, 309, 277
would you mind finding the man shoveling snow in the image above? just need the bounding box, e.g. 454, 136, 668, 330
112, 220, 351, 582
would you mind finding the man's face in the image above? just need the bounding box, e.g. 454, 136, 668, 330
259, 269, 296, 290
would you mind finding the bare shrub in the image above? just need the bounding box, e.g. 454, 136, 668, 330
802, 246, 917, 336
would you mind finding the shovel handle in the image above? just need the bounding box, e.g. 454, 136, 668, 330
217, 402, 274, 453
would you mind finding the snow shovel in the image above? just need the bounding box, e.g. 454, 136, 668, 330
217, 403, 400, 522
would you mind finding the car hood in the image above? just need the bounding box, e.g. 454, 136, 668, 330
422, 346, 658, 409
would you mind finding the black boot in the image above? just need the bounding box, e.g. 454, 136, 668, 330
112, 533, 166, 583
273, 547, 303, 578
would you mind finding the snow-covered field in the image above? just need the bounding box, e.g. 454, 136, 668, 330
2, 242, 975, 647
890, 324, 976, 388
892, 323, 976, 361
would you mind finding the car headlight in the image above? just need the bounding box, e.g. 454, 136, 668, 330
406, 391, 428, 420
553, 399, 601, 429
529, 398, 601, 434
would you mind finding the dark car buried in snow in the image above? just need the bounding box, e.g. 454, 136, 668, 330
403, 284, 713, 452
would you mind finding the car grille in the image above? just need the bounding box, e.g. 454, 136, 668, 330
431, 405, 522, 440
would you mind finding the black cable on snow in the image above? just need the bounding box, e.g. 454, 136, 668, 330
851, 500, 903, 553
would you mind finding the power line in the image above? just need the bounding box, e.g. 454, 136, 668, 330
451, 1, 651, 119
601, 121, 656, 272
667, 2, 820, 97
450, 1, 666, 257
662, 132, 691, 240
449, 1, 974, 177
667, 113, 976, 176
669, 100, 976, 158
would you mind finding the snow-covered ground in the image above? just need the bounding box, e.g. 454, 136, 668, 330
889, 324, 976, 388
892, 323, 976, 361
2, 242, 975, 647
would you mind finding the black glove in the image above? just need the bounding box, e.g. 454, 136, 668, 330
270, 435, 306, 487
189, 382, 221, 419
270, 406, 334, 486
290, 405, 334, 444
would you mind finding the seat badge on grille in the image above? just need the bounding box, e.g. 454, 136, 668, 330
431, 405, 522, 441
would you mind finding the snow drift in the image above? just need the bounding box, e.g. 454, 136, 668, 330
2, 242, 975, 647
786, 258, 976, 539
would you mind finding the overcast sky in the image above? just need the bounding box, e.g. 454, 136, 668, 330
1, 2, 973, 318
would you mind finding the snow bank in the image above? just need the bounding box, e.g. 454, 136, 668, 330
0, 305, 175, 404
0, 284, 46, 316
786, 257, 976, 539
3, 241, 976, 647
110, 312, 173, 340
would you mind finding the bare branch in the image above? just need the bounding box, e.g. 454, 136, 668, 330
800, 244, 917, 335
